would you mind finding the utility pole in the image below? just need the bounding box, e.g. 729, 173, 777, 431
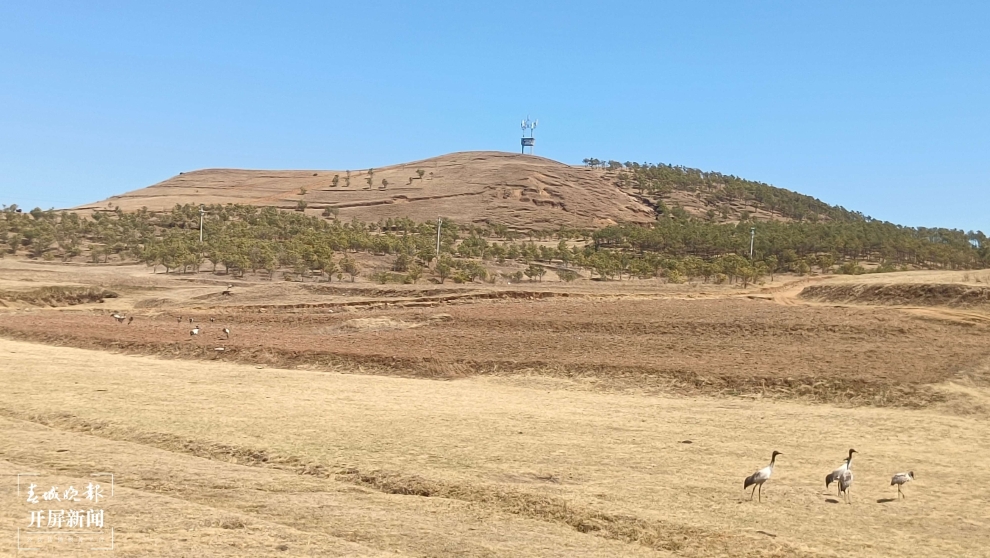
436, 217, 442, 259
749, 227, 756, 260
199, 205, 206, 243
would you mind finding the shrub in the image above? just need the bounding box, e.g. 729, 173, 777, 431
666, 269, 686, 284
524, 263, 547, 282
435, 255, 453, 283
455, 260, 488, 282
340, 257, 359, 281
406, 264, 423, 283
392, 253, 411, 272
839, 261, 866, 275
372, 271, 408, 284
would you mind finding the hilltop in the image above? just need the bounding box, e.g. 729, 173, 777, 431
77, 151, 864, 231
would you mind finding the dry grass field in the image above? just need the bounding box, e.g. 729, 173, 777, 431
2, 258, 990, 556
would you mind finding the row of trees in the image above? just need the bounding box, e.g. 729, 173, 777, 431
592, 220, 987, 270
2, 202, 988, 285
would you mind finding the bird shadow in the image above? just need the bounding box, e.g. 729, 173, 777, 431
824, 498, 840, 504
876, 498, 897, 504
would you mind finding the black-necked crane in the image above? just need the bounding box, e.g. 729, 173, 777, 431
890, 471, 915, 499
838, 468, 853, 504
127, 316, 133, 325
189, 317, 194, 324
190, 326, 200, 336
223, 327, 230, 339
177, 316, 182, 323
744, 450, 781, 502
825, 449, 856, 495
112, 313, 126, 324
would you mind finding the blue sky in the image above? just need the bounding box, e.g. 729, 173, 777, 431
1, 1, 987, 231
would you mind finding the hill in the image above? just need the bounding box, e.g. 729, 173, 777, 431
4, 149, 981, 274
79, 151, 869, 230
78, 151, 657, 231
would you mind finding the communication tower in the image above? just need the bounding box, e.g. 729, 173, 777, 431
520, 117, 538, 154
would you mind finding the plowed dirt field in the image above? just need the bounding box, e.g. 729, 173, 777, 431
3, 294, 989, 405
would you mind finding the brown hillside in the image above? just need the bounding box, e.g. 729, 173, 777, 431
78, 151, 656, 230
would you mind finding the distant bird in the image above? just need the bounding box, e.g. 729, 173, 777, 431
890, 471, 915, 499
190, 326, 200, 336
223, 327, 230, 339
838, 468, 854, 504
127, 316, 133, 325
825, 449, 857, 495
189, 318, 194, 324
111, 314, 125, 324
744, 450, 781, 502
210, 317, 215, 323
177, 316, 182, 323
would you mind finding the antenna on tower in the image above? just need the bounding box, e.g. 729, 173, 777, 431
520, 116, 538, 155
